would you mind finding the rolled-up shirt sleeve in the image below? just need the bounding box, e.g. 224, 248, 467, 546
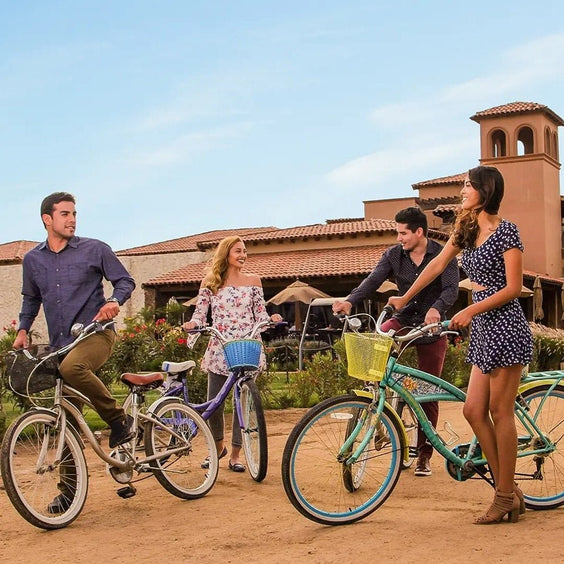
346, 250, 393, 306
101, 244, 135, 304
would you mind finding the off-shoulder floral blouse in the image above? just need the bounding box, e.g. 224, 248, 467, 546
189, 285, 271, 376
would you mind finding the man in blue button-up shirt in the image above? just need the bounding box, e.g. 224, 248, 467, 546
13, 192, 135, 513
333, 207, 459, 477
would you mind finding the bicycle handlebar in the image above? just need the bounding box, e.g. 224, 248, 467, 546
337, 306, 459, 345
185, 320, 287, 342
376, 305, 459, 343
55, 320, 116, 357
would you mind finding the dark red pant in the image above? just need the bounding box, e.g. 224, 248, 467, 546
382, 318, 447, 459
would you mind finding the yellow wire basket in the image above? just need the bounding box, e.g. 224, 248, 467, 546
344, 332, 393, 381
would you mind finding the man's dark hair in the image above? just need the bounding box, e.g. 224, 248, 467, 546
395, 207, 427, 236
40, 192, 76, 226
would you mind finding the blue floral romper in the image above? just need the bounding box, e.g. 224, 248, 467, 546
461, 220, 533, 374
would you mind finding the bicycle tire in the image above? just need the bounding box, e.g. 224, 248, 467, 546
0, 409, 88, 530
515, 383, 564, 509
281, 394, 404, 525
144, 399, 218, 499
240, 379, 268, 482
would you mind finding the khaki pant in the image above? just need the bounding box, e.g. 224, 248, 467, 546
59, 329, 124, 425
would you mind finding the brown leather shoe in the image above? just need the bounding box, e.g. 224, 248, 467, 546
414, 456, 432, 476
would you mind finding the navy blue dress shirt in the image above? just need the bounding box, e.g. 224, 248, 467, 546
346, 239, 459, 326
18, 236, 135, 347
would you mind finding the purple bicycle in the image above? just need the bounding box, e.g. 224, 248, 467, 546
123, 319, 278, 482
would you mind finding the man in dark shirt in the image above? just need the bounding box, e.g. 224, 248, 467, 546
333, 207, 459, 476
13, 192, 136, 512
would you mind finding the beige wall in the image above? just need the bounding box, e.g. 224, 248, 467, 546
363, 197, 417, 221
0, 263, 48, 343
118, 250, 209, 317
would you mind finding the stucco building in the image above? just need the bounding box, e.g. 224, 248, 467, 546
1, 101, 563, 333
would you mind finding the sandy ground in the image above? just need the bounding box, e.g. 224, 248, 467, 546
1, 402, 563, 564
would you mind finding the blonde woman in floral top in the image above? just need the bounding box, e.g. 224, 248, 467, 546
184, 236, 281, 473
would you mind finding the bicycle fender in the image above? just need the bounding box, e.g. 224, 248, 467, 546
519, 376, 564, 394
146, 395, 184, 414
352, 389, 410, 464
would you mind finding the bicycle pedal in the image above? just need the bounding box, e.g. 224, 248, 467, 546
116, 485, 137, 499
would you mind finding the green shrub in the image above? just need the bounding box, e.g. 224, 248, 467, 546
264, 338, 299, 371
290, 351, 357, 407
529, 323, 564, 371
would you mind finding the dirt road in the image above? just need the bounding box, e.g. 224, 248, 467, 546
1, 403, 563, 563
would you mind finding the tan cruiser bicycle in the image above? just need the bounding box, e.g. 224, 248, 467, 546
1, 321, 218, 530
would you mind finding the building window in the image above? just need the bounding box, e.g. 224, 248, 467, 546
545, 127, 552, 156
490, 129, 506, 157
517, 126, 534, 155
553, 131, 559, 160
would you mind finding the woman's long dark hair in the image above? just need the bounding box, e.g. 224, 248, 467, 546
452, 166, 504, 249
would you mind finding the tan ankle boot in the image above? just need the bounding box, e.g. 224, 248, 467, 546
473, 490, 519, 524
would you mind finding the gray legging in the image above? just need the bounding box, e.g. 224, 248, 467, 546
207, 371, 242, 447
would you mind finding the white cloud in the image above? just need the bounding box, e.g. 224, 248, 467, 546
135, 67, 260, 132
326, 136, 474, 188
443, 33, 564, 103
124, 122, 254, 168
332, 32, 564, 190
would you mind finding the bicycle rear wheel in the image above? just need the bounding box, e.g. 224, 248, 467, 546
145, 399, 218, 499
281, 394, 403, 525
240, 379, 268, 482
515, 383, 564, 509
0, 409, 88, 529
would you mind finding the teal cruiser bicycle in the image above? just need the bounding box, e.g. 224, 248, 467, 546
281, 305, 564, 525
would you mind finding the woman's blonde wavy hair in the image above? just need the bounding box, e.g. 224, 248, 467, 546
202, 236, 244, 293
452, 166, 504, 249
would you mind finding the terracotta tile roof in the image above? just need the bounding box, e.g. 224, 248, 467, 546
117, 227, 278, 256
200, 219, 398, 247
326, 217, 365, 224
433, 204, 460, 216
0, 240, 39, 264
470, 102, 564, 126
412, 173, 465, 189
143, 245, 390, 287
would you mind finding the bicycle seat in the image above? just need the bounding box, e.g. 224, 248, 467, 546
121, 372, 164, 387
161, 360, 196, 374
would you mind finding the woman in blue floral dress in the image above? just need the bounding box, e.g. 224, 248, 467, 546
184, 236, 281, 472
389, 166, 533, 524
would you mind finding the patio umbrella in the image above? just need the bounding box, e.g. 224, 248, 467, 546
533, 276, 544, 322
267, 280, 330, 305
182, 296, 198, 307
267, 280, 331, 330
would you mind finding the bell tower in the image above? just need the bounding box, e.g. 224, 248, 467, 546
470, 102, 563, 277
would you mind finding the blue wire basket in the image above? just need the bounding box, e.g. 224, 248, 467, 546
223, 339, 262, 370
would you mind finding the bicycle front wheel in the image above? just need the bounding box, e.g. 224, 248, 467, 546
515, 383, 564, 509
281, 394, 403, 525
240, 379, 268, 482
145, 399, 218, 499
0, 409, 88, 530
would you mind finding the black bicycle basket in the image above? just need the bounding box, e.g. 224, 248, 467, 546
5, 347, 59, 396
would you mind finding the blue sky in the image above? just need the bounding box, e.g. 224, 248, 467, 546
2, 1, 564, 251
